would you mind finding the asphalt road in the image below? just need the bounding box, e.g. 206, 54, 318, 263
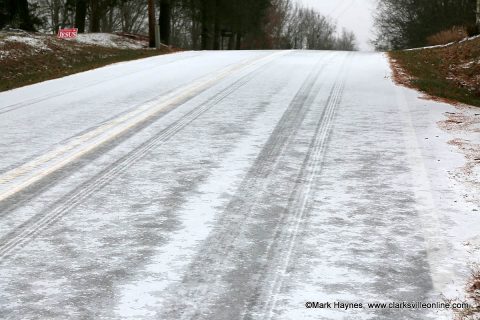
0, 51, 468, 319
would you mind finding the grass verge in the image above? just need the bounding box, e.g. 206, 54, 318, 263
453, 267, 480, 320
0, 33, 176, 92
389, 36, 480, 107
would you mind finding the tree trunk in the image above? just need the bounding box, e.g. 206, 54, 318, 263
147, 0, 156, 47
5, 0, 35, 31
227, 35, 234, 50
212, 0, 220, 50
235, 33, 242, 50
200, 0, 210, 49
52, 0, 60, 33
191, 20, 199, 49
213, 20, 220, 50
17, 0, 34, 30
159, 0, 171, 45
74, 0, 86, 32
477, 0, 480, 32
90, 0, 100, 32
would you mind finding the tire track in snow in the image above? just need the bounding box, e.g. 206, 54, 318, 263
0, 52, 203, 115
394, 85, 455, 295
258, 57, 350, 320
157, 52, 337, 320
0, 52, 284, 204
0, 52, 285, 262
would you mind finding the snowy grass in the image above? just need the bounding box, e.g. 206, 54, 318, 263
390, 36, 480, 107
4, 35, 50, 51
452, 266, 480, 320
0, 31, 176, 92
74, 33, 146, 49
405, 35, 480, 52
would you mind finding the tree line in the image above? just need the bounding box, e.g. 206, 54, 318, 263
0, 0, 357, 51
373, 0, 478, 50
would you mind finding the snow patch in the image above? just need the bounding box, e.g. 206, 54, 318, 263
74, 33, 146, 49
459, 61, 477, 69
405, 34, 480, 51
0, 50, 9, 59
3, 35, 50, 51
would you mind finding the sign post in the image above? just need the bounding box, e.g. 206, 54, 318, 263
57, 28, 78, 39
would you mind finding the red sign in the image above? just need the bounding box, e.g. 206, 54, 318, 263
57, 28, 78, 39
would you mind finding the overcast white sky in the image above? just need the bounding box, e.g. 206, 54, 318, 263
296, 0, 377, 51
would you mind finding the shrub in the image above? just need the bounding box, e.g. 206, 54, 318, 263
466, 24, 480, 37
426, 26, 467, 46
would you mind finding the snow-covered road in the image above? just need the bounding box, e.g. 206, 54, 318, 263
0, 50, 479, 320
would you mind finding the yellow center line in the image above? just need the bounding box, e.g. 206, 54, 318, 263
0, 51, 287, 202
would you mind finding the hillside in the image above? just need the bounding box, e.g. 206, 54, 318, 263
0, 31, 175, 92
390, 35, 480, 107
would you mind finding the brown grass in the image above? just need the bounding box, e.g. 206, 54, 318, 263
427, 26, 468, 46
389, 36, 480, 107
453, 267, 480, 320
0, 32, 178, 92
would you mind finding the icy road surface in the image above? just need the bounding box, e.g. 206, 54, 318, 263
0, 51, 479, 320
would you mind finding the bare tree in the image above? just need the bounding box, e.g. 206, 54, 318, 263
264, 0, 292, 49
34, 0, 74, 33
335, 28, 357, 51
25, 0, 356, 51
264, 1, 355, 51
373, 0, 477, 50
118, 0, 147, 33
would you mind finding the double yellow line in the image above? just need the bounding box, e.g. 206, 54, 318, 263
0, 51, 287, 203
